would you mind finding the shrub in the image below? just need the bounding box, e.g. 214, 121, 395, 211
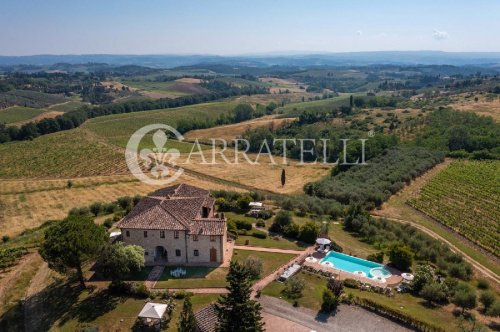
298, 221, 320, 244
388, 243, 413, 271
486, 301, 500, 317
477, 278, 489, 290
255, 219, 266, 228
269, 211, 293, 233
242, 256, 263, 280
479, 290, 496, 311
252, 232, 267, 239
103, 202, 118, 214
284, 276, 305, 300
174, 290, 193, 299
321, 289, 339, 313
328, 240, 343, 253
234, 219, 252, 231
327, 278, 344, 298
130, 282, 151, 298
420, 282, 447, 305
108, 280, 132, 295
89, 202, 103, 217
117, 196, 132, 210
366, 252, 384, 263
236, 195, 253, 211
343, 279, 360, 289
257, 210, 273, 220
283, 223, 300, 239
1, 235, 10, 243
103, 219, 113, 229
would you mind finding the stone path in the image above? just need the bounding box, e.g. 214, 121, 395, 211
259, 295, 412, 332
145, 265, 164, 289
233, 245, 305, 255
154, 287, 228, 294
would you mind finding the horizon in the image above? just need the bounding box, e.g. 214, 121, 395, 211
1, 0, 499, 56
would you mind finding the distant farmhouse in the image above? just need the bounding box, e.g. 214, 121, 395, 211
118, 184, 227, 265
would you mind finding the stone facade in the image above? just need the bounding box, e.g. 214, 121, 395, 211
118, 184, 227, 266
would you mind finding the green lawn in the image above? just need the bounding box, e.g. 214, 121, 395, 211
262, 271, 326, 310
155, 266, 229, 289
50, 290, 219, 332
235, 234, 307, 251
0, 106, 45, 124
263, 271, 462, 332
232, 249, 297, 277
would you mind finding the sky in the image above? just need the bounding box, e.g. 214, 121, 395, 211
1, 0, 499, 56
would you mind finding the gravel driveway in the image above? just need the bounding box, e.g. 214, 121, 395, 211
259, 295, 412, 332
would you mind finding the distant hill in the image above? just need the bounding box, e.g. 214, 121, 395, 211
1, 51, 500, 68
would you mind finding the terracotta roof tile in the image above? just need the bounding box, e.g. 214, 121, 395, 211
195, 304, 218, 332
118, 184, 225, 234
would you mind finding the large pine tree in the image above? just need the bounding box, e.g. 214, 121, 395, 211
215, 261, 264, 332
178, 295, 197, 332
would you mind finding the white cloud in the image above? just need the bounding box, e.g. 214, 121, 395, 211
432, 29, 448, 40
356, 30, 363, 36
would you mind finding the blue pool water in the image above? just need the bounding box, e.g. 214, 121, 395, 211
320, 251, 391, 278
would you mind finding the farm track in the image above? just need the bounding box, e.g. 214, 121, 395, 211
370, 214, 500, 285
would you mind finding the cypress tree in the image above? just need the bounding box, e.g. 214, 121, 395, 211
215, 261, 264, 332
178, 295, 197, 332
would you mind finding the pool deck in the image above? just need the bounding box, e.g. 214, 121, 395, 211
304, 251, 403, 287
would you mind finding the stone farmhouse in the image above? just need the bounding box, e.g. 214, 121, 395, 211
118, 184, 227, 265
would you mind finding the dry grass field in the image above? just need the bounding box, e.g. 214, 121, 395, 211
448, 94, 500, 121
178, 151, 331, 195
184, 115, 296, 141
0, 173, 241, 237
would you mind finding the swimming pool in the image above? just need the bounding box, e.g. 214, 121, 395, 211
320, 251, 392, 278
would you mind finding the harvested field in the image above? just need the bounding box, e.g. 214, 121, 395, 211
184, 116, 296, 141
449, 95, 500, 122
178, 150, 331, 195
13, 111, 64, 126
175, 77, 202, 84
0, 173, 241, 237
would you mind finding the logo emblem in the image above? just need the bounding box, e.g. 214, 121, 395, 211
125, 124, 184, 185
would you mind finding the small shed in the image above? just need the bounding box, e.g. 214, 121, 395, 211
195, 304, 219, 332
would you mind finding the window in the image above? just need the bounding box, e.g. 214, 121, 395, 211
160, 231, 165, 238
126, 230, 130, 237
144, 231, 148, 238
192, 235, 198, 241
145, 251, 149, 256
210, 235, 216, 242
194, 250, 199, 256
175, 249, 181, 257
174, 231, 179, 239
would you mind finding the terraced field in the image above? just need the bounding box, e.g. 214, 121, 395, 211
408, 161, 500, 255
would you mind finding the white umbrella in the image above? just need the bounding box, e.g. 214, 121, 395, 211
401, 273, 414, 281
316, 238, 331, 245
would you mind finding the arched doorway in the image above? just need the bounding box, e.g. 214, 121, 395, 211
155, 246, 167, 262
210, 247, 217, 262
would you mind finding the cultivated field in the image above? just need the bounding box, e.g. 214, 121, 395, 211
0, 174, 241, 237
184, 115, 295, 141
82, 101, 239, 147
408, 160, 500, 255
120, 80, 209, 99
0, 106, 46, 124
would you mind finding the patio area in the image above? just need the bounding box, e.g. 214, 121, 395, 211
302, 250, 403, 288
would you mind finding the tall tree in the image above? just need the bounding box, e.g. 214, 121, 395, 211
281, 169, 286, 187
39, 215, 107, 288
349, 94, 354, 107
178, 295, 197, 332
95, 242, 145, 282
215, 261, 264, 332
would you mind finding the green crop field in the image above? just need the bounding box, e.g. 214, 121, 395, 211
83, 101, 238, 147
0, 106, 46, 124
121, 80, 209, 97
275, 93, 358, 117
48, 100, 86, 113
0, 129, 126, 178
408, 161, 500, 255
